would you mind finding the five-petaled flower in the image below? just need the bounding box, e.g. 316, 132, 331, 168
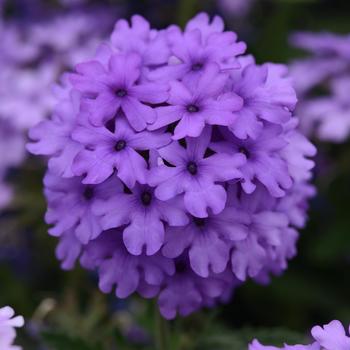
92, 183, 189, 255
71, 52, 168, 131
149, 127, 245, 217
72, 118, 171, 187
149, 64, 242, 139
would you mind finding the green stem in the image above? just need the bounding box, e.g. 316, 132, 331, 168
155, 304, 170, 350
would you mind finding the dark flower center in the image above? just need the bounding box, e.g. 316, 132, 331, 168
193, 217, 206, 227
105, 119, 116, 133
239, 146, 250, 158
187, 161, 198, 175
141, 191, 152, 206
116, 89, 127, 97
186, 104, 199, 113
191, 63, 203, 71
175, 260, 187, 273
114, 140, 126, 152
83, 186, 94, 201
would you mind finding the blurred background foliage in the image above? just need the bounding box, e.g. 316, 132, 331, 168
1, 0, 350, 349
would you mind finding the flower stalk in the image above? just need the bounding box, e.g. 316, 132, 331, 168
155, 304, 170, 350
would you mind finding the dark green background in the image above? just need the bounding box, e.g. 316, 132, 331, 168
2, 0, 350, 349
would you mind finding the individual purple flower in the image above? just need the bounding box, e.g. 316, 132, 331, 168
72, 117, 171, 187
312, 320, 350, 350
149, 127, 245, 217
228, 58, 297, 140
44, 171, 123, 244
80, 229, 175, 299
0, 306, 24, 350
27, 80, 83, 178
92, 183, 189, 256
70, 52, 168, 131
150, 13, 246, 82
162, 207, 248, 277
184, 12, 226, 40
28, 13, 315, 320
158, 259, 238, 320
149, 64, 242, 139
228, 185, 293, 281
211, 125, 293, 197
110, 15, 170, 67
249, 320, 350, 350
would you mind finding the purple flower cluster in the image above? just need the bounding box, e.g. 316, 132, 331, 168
0, 7, 115, 207
290, 32, 350, 142
28, 13, 315, 319
250, 320, 350, 350
0, 306, 24, 350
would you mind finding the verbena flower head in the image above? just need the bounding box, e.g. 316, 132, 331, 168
290, 31, 350, 142
28, 13, 316, 319
250, 320, 350, 350
0, 306, 24, 350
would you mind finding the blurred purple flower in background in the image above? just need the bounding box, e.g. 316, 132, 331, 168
218, 0, 255, 17
0, 306, 24, 350
290, 32, 350, 142
249, 319, 350, 350
0, 3, 116, 207
0, 120, 25, 209
28, 12, 316, 319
